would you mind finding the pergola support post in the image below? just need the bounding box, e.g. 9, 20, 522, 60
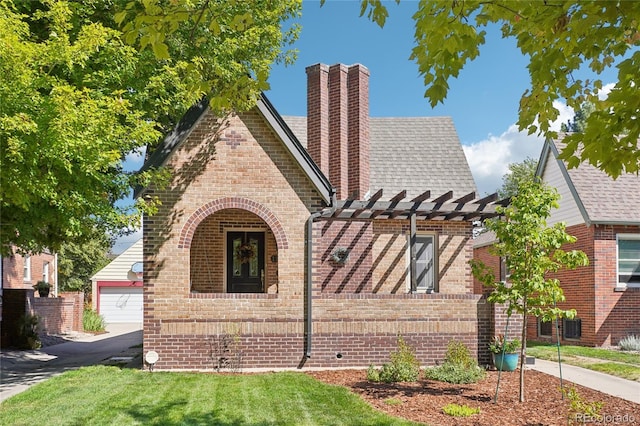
410, 212, 417, 293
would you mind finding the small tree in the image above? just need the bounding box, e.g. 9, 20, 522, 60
497, 157, 538, 199
471, 179, 588, 403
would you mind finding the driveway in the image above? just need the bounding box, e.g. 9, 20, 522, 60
0, 323, 142, 403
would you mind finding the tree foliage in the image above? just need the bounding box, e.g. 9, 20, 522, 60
360, 1, 640, 177
497, 157, 538, 199
561, 102, 595, 133
471, 179, 589, 402
57, 233, 112, 297
0, 0, 300, 255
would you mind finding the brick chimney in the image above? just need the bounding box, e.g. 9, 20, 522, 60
306, 64, 330, 174
306, 63, 370, 200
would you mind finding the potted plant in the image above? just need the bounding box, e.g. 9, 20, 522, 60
33, 280, 51, 298
489, 335, 520, 372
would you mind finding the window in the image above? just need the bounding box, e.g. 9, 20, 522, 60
617, 234, 640, 287
563, 318, 582, 339
23, 255, 31, 282
410, 234, 438, 293
43, 262, 50, 283
499, 257, 510, 282
538, 318, 552, 337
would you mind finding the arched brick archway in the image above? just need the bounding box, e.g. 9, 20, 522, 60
178, 197, 288, 250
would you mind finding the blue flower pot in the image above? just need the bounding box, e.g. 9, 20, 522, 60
492, 353, 519, 372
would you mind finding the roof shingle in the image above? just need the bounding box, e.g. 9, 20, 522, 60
282, 116, 477, 201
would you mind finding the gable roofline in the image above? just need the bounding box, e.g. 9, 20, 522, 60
134, 94, 334, 205
256, 93, 333, 204
537, 137, 592, 225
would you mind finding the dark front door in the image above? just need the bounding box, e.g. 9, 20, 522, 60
227, 231, 265, 293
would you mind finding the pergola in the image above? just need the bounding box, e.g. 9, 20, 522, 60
317, 189, 508, 292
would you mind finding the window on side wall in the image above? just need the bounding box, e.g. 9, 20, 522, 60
43, 262, 49, 283
617, 234, 640, 288
563, 318, 581, 340
538, 318, 552, 337
23, 255, 31, 282
410, 234, 438, 293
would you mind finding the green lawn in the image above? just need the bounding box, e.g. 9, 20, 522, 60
0, 366, 421, 426
527, 342, 640, 381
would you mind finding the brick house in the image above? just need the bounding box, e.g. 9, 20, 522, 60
138, 63, 504, 370
1, 248, 84, 347
474, 136, 640, 348
532, 136, 640, 346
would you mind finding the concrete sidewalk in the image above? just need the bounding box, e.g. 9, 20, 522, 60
528, 358, 640, 404
0, 323, 142, 403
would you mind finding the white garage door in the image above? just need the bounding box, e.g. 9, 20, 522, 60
99, 287, 143, 323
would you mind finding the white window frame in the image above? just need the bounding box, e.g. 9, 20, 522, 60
616, 233, 640, 288
406, 233, 438, 293
43, 261, 50, 283
23, 255, 31, 282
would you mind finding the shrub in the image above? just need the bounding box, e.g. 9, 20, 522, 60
18, 313, 41, 349
425, 363, 486, 384
619, 335, 640, 351
366, 364, 380, 382
83, 309, 106, 332
442, 403, 480, 417
563, 386, 602, 425
443, 340, 475, 368
424, 340, 486, 384
367, 336, 420, 383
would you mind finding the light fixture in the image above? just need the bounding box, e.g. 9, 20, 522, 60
145, 350, 159, 371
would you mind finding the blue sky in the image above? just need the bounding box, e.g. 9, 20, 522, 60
115, 0, 617, 253
266, 0, 546, 196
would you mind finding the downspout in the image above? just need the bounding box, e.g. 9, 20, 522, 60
305, 189, 336, 358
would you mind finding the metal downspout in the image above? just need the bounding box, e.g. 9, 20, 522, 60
305, 190, 336, 359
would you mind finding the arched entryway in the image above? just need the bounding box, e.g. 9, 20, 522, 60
181, 198, 286, 294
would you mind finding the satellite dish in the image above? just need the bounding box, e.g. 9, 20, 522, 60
145, 350, 159, 371
127, 262, 144, 281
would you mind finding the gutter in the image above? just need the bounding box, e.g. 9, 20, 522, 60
304, 189, 337, 359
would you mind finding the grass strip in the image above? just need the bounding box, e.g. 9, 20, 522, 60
527, 342, 640, 381
0, 366, 420, 426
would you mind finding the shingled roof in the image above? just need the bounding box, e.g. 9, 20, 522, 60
282, 115, 477, 201
539, 136, 640, 225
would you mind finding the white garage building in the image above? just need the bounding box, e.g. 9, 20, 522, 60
91, 239, 143, 323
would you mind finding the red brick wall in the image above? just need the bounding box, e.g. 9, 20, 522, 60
472, 243, 524, 364
593, 225, 640, 345
316, 220, 373, 293
523, 223, 640, 347
472, 244, 500, 295
32, 292, 83, 334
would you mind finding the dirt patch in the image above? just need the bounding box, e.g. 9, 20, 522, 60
308, 369, 640, 425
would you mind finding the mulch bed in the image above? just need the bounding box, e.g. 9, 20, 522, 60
308, 369, 640, 425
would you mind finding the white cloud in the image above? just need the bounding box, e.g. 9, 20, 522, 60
463, 100, 576, 195
123, 146, 147, 172
549, 100, 575, 132
463, 126, 544, 196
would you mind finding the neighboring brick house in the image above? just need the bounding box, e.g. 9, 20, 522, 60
1, 249, 57, 293
474, 136, 640, 348
139, 63, 504, 370
1, 248, 84, 347
532, 136, 640, 346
